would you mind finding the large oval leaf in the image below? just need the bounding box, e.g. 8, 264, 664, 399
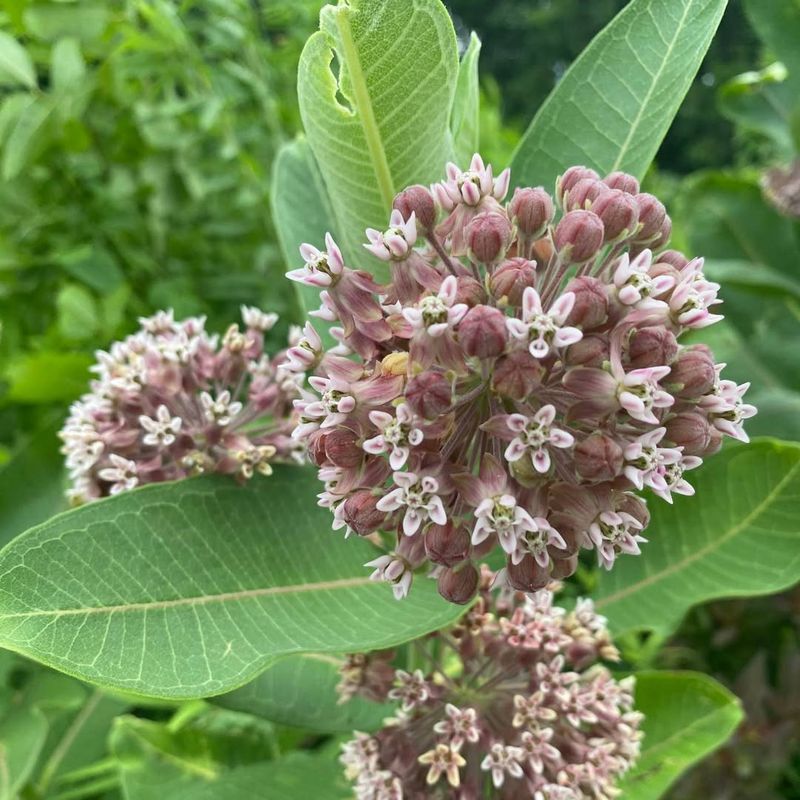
297, 0, 459, 263
594, 440, 800, 634
511, 0, 729, 190
0, 468, 461, 699
620, 671, 742, 800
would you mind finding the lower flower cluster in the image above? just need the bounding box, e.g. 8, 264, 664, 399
60, 308, 303, 503
340, 574, 642, 799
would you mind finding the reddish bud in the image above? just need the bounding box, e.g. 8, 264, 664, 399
466, 211, 513, 264
397, 529, 427, 566
564, 334, 609, 367
425, 521, 471, 566
459, 304, 508, 358
564, 276, 608, 329
454, 275, 486, 306
553, 210, 605, 263
393, 184, 436, 231
492, 350, 545, 400
574, 433, 623, 482
323, 427, 363, 468
650, 214, 672, 251
668, 345, 716, 397
550, 554, 579, 580
490, 257, 538, 305
506, 555, 550, 592
405, 371, 452, 418
633, 193, 666, 241
616, 492, 650, 529
343, 490, 386, 536
603, 171, 640, 195
664, 411, 713, 456
628, 326, 678, 369
591, 189, 640, 242
657, 249, 689, 270
508, 186, 554, 238
556, 166, 600, 206
437, 563, 479, 604
564, 177, 610, 211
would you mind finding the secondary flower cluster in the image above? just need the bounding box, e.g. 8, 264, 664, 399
287, 155, 756, 602
340, 574, 642, 799
60, 308, 303, 503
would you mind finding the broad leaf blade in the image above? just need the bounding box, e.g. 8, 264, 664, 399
451, 32, 481, 165
594, 440, 800, 634
217, 652, 392, 733
0, 468, 461, 698
0, 31, 36, 89
511, 0, 729, 189
620, 671, 742, 800
298, 0, 459, 263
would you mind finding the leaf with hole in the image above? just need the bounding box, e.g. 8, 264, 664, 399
594, 440, 800, 634
511, 0, 729, 190
0, 468, 462, 698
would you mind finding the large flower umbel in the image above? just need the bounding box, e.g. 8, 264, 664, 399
288, 155, 755, 602
60, 308, 303, 503
339, 574, 642, 799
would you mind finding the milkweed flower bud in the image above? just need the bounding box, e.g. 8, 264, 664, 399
60, 309, 302, 504
393, 184, 437, 232
340, 583, 643, 798
296, 154, 755, 599
553, 210, 605, 263
437, 562, 479, 604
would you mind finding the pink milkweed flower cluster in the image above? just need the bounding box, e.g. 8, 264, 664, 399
339, 573, 642, 799
286, 154, 756, 603
60, 308, 303, 504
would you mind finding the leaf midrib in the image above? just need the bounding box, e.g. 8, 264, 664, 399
596, 454, 800, 609
0, 576, 373, 621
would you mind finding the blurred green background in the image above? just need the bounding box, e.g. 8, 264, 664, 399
1, 2, 798, 797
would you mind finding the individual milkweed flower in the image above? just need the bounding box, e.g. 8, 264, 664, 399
339, 578, 643, 799
296, 155, 755, 602
59, 308, 302, 504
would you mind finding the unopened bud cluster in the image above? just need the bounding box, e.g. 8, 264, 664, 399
287, 155, 756, 602
340, 574, 642, 799
60, 308, 303, 503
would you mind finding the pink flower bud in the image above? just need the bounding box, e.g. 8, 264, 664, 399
393, 185, 437, 232
668, 345, 716, 397
405, 372, 452, 418
564, 276, 608, 329
425, 521, 471, 566
564, 177, 610, 211
633, 193, 666, 241
506, 554, 550, 592
492, 350, 545, 400
323, 427, 364, 468
466, 211, 513, 264
454, 275, 486, 307
489, 257, 537, 305
574, 433, 623, 482
343, 490, 386, 536
591, 189, 640, 242
603, 171, 640, 194
437, 563, 479, 604
628, 326, 678, 369
459, 304, 508, 358
550, 554, 579, 580
617, 492, 650, 529
650, 214, 672, 250
664, 411, 713, 456
397, 529, 428, 566
564, 334, 609, 367
556, 166, 600, 206
656, 249, 689, 270
553, 210, 605, 263
508, 187, 554, 238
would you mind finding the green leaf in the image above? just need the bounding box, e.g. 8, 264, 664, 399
270, 137, 337, 317
23, 4, 109, 43
743, 0, 800, 91
1, 94, 56, 179
298, 0, 459, 263
0, 707, 49, 800
169, 752, 350, 800
511, 0, 729, 189
56, 283, 100, 342
217, 652, 392, 733
5, 351, 92, 403
0, 30, 36, 89
0, 468, 462, 699
594, 440, 800, 635
718, 63, 795, 158
451, 32, 481, 166
51, 37, 87, 94
619, 671, 742, 800
0, 417, 66, 550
